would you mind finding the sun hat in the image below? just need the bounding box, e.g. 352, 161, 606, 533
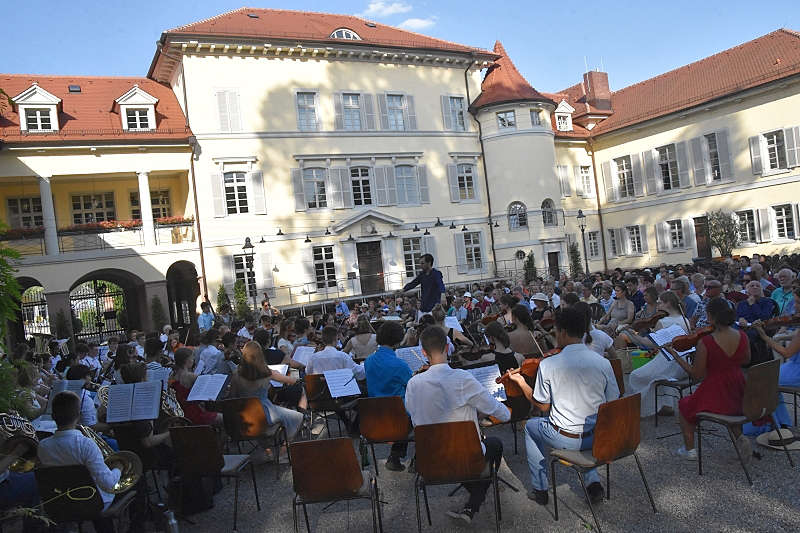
531, 292, 548, 303
463, 291, 472, 298
755, 428, 800, 451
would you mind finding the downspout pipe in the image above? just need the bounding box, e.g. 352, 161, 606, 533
587, 138, 608, 272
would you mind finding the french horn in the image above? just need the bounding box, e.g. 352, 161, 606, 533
77, 424, 142, 494
1, 412, 38, 473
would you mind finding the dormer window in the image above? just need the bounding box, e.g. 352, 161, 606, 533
556, 115, 569, 130
330, 28, 361, 40
115, 84, 158, 132
554, 99, 575, 132
25, 108, 53, 131
12, 82, 61, 133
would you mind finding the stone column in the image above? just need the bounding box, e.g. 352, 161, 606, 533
38, 175, 59, 255
137, 171, 156, 247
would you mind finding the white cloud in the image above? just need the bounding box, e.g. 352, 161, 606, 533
359, 2, 413, 18
397, 17, 437, 31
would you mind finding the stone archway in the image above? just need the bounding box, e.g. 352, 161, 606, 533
69, 269, 146, 342
6, 276, 47, 348
166, 260, 200, 330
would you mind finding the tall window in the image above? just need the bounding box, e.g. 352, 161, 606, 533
233, 254, 256, 297
296, 92, 318, 131
541, 199, 556, 227
130, 190, 172, 220
607, 229, 618, 256
530, 109, 541, 126
25, 108, 53, 131
657, 144, 680, 190
737, 210, 757, 242
774, 204, 795, 239
508, 201, 527, 230
350, 167, 372, 206
126, 108, 150, 130
313, 246, 336, 289
71, 193, 116, 224
705, 133, 721, 181
556, 115, 569, 131
223, 172, 249, 214
496, 111, 516, 129
627, 226, 642, 254
614, 156, 635, 198
302, 168, 327, 209
764, 130, 787, 170
457, 164, 476, 200
7, 197, 43, 228
464, 232, 482, 271
387, 94, 405, 130
587, 231, 600, 257
402, 237, 423, 278
449, 97, 466, 131
395, 165, 419, 205
342, 93, 362, 130
580, 166, 593, 195
668, 220, 684, 248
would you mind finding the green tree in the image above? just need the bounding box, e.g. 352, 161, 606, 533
0, 360, 26, 413
233, 279, 251, 320
151, 294, 168, 331
216, 283, 230, 311
523, 252, 538, 284
53, 309, 71, 339
0, 223, 22, 352
568, 241, 584, 278
706, 210, 741, 257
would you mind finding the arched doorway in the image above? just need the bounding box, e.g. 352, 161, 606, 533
7, 276, 48, 347
166, 261, 200, 331
69, 269, 146, 343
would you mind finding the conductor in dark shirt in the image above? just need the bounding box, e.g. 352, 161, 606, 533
401, 253, 446, 315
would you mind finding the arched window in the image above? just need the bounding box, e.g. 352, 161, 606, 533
541, 199, 556, 227
508, 201, 527, 230
330, 28, 361, 40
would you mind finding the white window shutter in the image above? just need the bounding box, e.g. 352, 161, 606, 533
333, 93, 344, 130
557, 165, 571, 196
757, 208, 772, 242
617, 228, 629, 256
328, 167, 347, 208
717, 130, 733, 180
259, 251, 275, 297
247, 170, 267, 214
676, 141, 691, 188
785, 127, 800, 168
227, 91, 242, 132
377, 94, 390, 130
340, 167, 354, 208
606, 229, 617, 259
655, 223, 668, 252
422, 235, 437, 260
417, 165, 430, 204
441, 95, 453, 130
683, 218, 696, 253
362, 94, 377, 130
303, 247, 317, 293
216, 91, 230, 132
573, 166, 584, 197
630, 153, 645, 196
454, 233, 467, 274
639, 225, 649, 253
643, 149, 658, 195
690, 136, 707, 185
291, 168, 306, 211
221, 255, 234, 291
404, 94, 417, 130
794, 203, 800, 239
385, 166, 397, 205
384, 239, 403, 291
601, 161, 616, 202
374, 166, 388, 206
478, 231, 489, 273
749, 136, 763, 175
446, 164, 460, 202
210, 173, 227, 217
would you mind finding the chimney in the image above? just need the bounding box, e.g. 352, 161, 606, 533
583, 71, 612, 111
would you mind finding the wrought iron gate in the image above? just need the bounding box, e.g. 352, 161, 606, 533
21, 287, 50, 338
70, 280, 127, 343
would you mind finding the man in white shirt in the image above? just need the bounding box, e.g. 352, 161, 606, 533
405, 327, 510, 524
195, 329, 225, 375
306, 327, 365, 380
509, 306, 619, 506
38, 391, 121, 532
237, 319, 255, 340
77, 342, 101, 379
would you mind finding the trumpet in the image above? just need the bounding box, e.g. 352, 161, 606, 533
1, 412, 39, 473
78, 425, 142, 494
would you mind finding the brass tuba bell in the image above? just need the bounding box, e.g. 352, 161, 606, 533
31, 332, 54, 355
1, 412, 39, 473
77, 425, 142, 494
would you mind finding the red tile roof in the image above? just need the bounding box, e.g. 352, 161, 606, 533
540, 91, 592, 139
470, 41, 555, 112
163, 7, 493, 55
0, 75, 191, 145
591, 28, 800, 134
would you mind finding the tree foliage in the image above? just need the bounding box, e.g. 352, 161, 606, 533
523, 252, 538, 284
216, 283, 230, 311
568, 241, 584, 278
233, 279, 251, 320
151, 295, 168, 331
706, 210, 741, 257
0, 223, 22, 352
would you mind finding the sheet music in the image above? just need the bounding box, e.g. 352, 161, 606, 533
466, 364, 507, 402
187, 374, 228, 402
106, 384, 134, 423
47, 380, 86, 414
444, 316, 463, 332
268, 364, 289, 388
146, 368, 172, 390
292, 346, 316, 367
395, 347, 428, 373
194, 359, 205, 376
131, 381, 161, 421
323, 369, 361, 398
648, 324, 695, 361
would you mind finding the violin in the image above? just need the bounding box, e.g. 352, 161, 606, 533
495, 348, 562, 397
538, 318, 555, 331
630, 311, 668, 332
744, 314, 800, 330
670, 326, 713, 352
481, 314, 501, 325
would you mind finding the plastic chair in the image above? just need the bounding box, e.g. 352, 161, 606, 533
549, 394, 656, 533
169, 425, 260, 532
697, 359, 794, 485
414, 421, 500, 533
290, 437, 383, 533
358, 396, 413, 476
221, 397, 289, 479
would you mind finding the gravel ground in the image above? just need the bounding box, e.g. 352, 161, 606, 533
177, 410, 800, 533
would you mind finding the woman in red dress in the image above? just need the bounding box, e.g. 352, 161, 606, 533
668, 297, 751, 460
170, 347, 223, 426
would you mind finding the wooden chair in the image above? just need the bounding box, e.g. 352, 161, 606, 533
304, 373, 345, 437
358, 396, 413, 476
169, 425, 261, 532
610, 358, 624, 397
414, 421, 501, 533
35, 464, 137, 532
549, 394, 656, 533
697, 359, 794, 485
221, 397, 289, 479
778, 384, 800, 425
290, 437, 383, 533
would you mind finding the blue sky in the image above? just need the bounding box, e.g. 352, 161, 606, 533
4, 1, 800, 92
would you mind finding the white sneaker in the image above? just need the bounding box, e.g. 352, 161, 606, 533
675, 445, 698, 461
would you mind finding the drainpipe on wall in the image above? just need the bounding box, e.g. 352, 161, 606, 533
587, 138, 608, 272
465, 57, 499, 270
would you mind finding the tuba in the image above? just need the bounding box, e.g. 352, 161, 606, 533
1, 412, 39, 473
156, 387, 191, 433
77, 425, 142, 494
31, 332, 54, 355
